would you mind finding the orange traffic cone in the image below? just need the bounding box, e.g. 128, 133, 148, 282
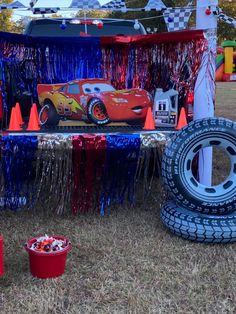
31, 103, 40, 125
27, 105, 40, 131
176, 107, 187, 130
7, 107, 22, 131
15, 102, 23, 125
143, 107, 155, 130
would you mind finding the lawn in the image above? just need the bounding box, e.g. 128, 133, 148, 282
0, 82, 236, 314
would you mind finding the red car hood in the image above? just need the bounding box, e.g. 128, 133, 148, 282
93, 88, 150, 102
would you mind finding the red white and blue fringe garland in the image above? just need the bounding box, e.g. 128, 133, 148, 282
0, 30, 207, 214
0, 132, 171, 214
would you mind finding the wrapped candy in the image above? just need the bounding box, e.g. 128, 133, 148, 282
30, 235, 68, 253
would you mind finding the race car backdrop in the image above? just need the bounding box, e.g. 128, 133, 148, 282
0, 30, 207, 212
0, 30, 206, 128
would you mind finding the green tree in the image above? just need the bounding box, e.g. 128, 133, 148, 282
11, 17, 25, 34
218, 0, 236, 43
0, 0, 13, 32
75, 10, 109, 18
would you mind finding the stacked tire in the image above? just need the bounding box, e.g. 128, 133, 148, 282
161, 117, 236, 243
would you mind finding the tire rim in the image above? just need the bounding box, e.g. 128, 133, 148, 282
181, 133, 236, 202
39, 105, 49, 125
92, 103, 107, 121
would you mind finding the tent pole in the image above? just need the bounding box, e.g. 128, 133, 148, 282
194, 0, 218, 185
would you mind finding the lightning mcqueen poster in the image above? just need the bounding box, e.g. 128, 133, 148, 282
37, 78, 152, 126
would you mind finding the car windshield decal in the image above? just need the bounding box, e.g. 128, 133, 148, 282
82, 83, 115, 94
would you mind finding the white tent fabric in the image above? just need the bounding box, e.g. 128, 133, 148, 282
144, 0, 166, 11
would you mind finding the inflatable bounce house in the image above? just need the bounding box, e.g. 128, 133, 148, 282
216, 41, 236, 82
0, 0, 236, 243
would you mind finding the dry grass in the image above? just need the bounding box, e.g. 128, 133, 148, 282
0, 82, 236, 314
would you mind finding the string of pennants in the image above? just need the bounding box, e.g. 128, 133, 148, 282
0, 0, 167, 13
0, 0, 235, 31
217, 9, 236, 28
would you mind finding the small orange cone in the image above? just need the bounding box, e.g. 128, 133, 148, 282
27, 106, 40, 131
143, 107, 155, 130
31, 103, 40, 125
15, 102, 23, 125
7, 107, 22, 131
176, 107, 187, 130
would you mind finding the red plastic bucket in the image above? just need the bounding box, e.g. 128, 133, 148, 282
0, 235, 3, 276
24, 235, 71, 279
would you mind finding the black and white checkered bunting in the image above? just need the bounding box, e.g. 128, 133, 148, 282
32, 7, 60, 14
0, 1, 26, 10
218, 13, 236, 28
69, 0, 126, 10
69, 0, 101, 9
144, 0, 166, 11
102, 0, 126, 10
164, 8, 192, 32
29, 0, 38, 8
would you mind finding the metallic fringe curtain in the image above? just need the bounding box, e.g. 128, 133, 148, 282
0, 133, 172, 214
35, 135, 73, 215
0, 30, 206, 214
0, 31, 206, 122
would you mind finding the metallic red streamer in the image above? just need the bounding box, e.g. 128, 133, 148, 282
101, 31, 207, 103
72, 135, 106, 214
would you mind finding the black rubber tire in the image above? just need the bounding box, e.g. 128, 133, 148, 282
39, 101, 60, 126
161, 200, 236, 243
162, 117, 236, 214
87, 98, 110, 125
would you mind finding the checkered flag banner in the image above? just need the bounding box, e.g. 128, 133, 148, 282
218, 12, 236, 28
32, 7, 60, 14
69, 0, 126, 10
144, 0, 166, 11
163, 8, 192, 32
29, 0, 38, 8
0, 1, 26, 10
102, 0, 126, 10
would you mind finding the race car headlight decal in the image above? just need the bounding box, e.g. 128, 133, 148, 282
112, 98, 128, 103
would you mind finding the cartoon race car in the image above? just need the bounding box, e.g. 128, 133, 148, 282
37, 79, 152, 126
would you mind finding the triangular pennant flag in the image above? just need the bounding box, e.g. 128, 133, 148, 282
163, 8, 192, 32
98, 0, 111, 4
144, 0, 166, 11
69, 0, 126, 10
0, 1, 26, 9
32, 7, 60, 14
29, 0, 38, 8
218, 12, 236, 28
102, 0, 126, 10
69, 0, 101, 9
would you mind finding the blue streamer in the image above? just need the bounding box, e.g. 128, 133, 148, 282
0, 32, 102, 118
1, 136, 38, 211
100, 134, 140, 216
0, 58, 7, 115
